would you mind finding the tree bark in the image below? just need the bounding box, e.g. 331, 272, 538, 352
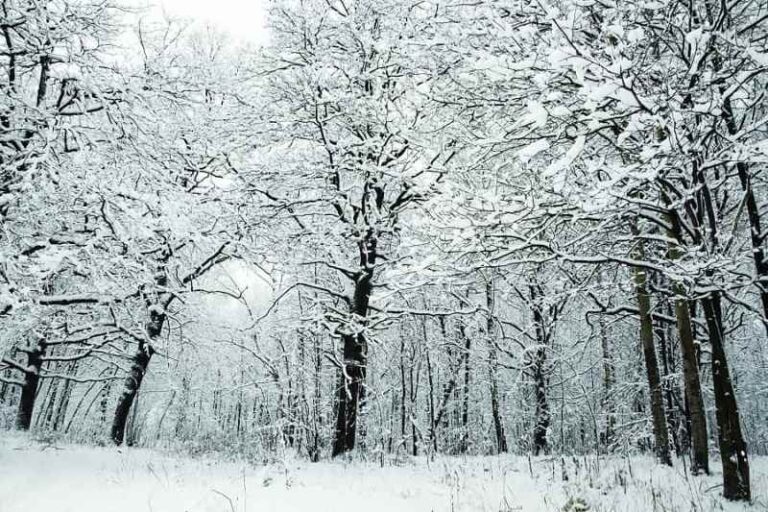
702, 292, 750, 500
399, 334, 407, 452
531, 345, 549, 456
665, 214, 710, 474
426, 345, 437, 453
331, 331, 368, 457
311, 330, 322, 462
110, 339, 154, 445
599, 317, 616, 451
486, 278, 508, 453
671, 291, 709, 473
111, 258, 174, 446
656, 312, 683, 456
15, 343, 43, 431
459, 321, 471, 453
111, 296, 164, 446
332, 237, 375, 457
529, 283, 551, 456
632, 259, 672, 466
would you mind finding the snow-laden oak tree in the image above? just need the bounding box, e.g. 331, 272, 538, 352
251, 0, 458, 455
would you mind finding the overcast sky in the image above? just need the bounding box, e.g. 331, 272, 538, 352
129, 0, 269, 44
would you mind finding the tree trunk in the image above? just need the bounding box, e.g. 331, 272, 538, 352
460, 321, 471, 454
111, 298, 163, 446
425, 344, 437, 453
409, 351, 419, 457
701, 293, 751, 500
332, 237, 375, 457
656, 314, 682, 456
599, 317, 616, 451
529, 284, 551, 456
671, 291, 709, 473
632, 259, 672, 466
296, 329, 306, 450
311, 330, 322, 462
110, 340, 154, 445
332, 331, 368, 457
399, 334, 407, 451
16, 343, 43, 431
111, 264, 168, 446
531, 346, 550, 456
665, 214, 710, 474
486, 278, 507, 453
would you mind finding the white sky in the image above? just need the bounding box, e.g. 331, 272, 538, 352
128, 0, 269, 44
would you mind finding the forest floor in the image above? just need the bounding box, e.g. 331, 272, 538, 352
1, 433, 766, 512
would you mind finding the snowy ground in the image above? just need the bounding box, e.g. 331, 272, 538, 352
1, 434, 766, 512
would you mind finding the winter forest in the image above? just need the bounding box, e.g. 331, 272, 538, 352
1, 0, 767, 510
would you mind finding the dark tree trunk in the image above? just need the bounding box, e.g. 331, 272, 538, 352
531, 347, 550, 456
459, 321, 471, 453
599, 317, 616, 451
672, 293, 709, 473
486, 279, 507, 453
425, 344, 438, 453
665, 213, 710, 474
16, 344, 43, 431
489, 365, 507, 453
332, 237, 375, 457
399, 334, 407, 451
111, 298, 163, 445
528, 282, 555, 456
110, 340, 154, 445
311, 330, 322, 462
111, 263, 169, 446
296, 329, 306, 450
702, 293, 750, 500
632, 262, 672, 466
657, 315, 683, 456
331, 330, 368, 457
663, 299, 691, 457
410, 363, 418, 457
